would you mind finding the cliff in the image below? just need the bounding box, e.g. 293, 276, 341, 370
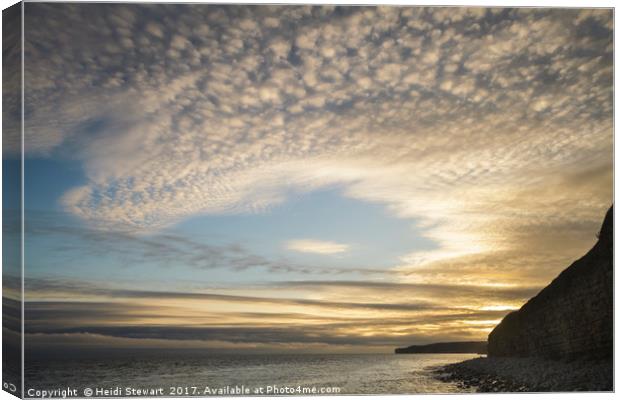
488, 206, 613, 360
395, 341, 487, 354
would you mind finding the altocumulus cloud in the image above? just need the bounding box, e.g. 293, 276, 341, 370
18, 5, 612, 286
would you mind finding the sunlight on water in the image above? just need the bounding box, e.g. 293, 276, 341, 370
25, 353, 477, 396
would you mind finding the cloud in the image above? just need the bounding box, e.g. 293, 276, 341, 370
2, 5, 21, 157
18, 5, 613, 302
21, 276, 525, 349
26, 278, 539, 322
25, 325, 482, 348
19, 5, 611, 231
23, 212, 400, 277
273, 280, 540, 303
286, 239, 350, 255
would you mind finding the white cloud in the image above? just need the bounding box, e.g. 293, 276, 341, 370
145, 22, 164, 38
17, 5, 613, 286
287, 239, 350, 255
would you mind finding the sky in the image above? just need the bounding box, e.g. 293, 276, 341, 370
4, 4, 613, 354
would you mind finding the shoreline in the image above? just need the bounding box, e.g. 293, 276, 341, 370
433, 356, 613, 392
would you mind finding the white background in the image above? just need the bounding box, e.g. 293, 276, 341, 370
0, 0, 616, 399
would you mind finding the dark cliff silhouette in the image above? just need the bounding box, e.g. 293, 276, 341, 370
395, 341, 487, 354
488, 205, 613, 360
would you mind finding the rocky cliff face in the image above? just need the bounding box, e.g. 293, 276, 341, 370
488, 206, 613, 360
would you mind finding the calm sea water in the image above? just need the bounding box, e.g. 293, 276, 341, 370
24, 353, 477, 396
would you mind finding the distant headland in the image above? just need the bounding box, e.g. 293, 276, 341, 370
395, 341, 487, 354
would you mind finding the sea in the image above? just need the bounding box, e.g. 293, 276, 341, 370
23, 353, 478, 397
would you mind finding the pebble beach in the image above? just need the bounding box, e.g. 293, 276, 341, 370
434, 356, 613, 392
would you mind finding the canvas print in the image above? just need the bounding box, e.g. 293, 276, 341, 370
2, 2, 614, 397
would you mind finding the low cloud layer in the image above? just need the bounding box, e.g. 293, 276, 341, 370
22, 276, 539, 350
